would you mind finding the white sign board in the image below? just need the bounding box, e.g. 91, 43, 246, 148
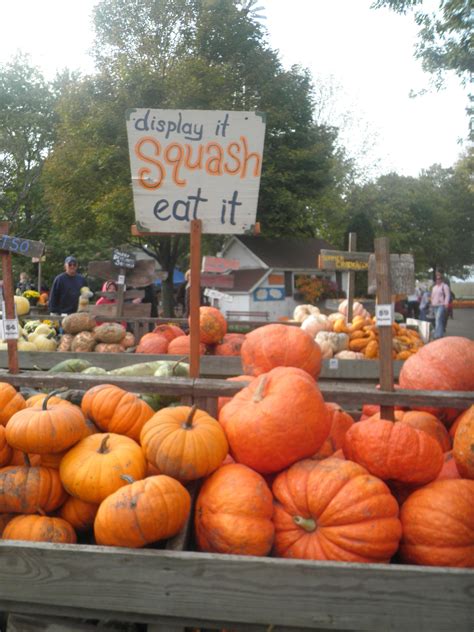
126, 109, 266, 234
204, 288, 233, 302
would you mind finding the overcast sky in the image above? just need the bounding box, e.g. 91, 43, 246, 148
0, 0, 469, 178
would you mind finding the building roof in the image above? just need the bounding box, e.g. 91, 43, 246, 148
231, 268, 268, 292
234, 235, 335, 270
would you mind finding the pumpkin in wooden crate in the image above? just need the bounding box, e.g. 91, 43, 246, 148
217, 375, 254, 415
5, 392, 87, 454
94, 343, 123, 353
398, 336, 474, 423
192, 306, 227, 345
272, 457, 402, 563
81, 384, 154, 441
195, 463, 274, 556
25, 393, 74, 408
57, 333, 75, 352
0, 457, 67, 513
167, 335, 206, 356
241, 324, 322, 378
3, 514, 77, 544
453, 404, 474, 479
136, 333, 169, 354
312, 402, 354, 460
0, 426, 12, 467
120, 331, 136, 349
151, 324, 185, 342
0, 383, 26, 426
61, 312, 96, 335
141, 405, 228, 482
71, 331, 96, 352
399, 479, 474, 567
94, 474, 191, 548
93, 323, 126, 344
343, 418, 444, 484
219, 367, 330, 474
59, 496, 99, 532
364, 410, 451, 452
212, 333, 246, 356
59, 433, 146, 504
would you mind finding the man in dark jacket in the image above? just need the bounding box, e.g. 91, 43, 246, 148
49, 256, 87, 315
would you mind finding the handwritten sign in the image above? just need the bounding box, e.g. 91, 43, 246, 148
319, 250, 371, 271
0, 234, 44, 259
126, 109, 266, 234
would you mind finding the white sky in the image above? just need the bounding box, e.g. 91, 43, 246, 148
0, 0, 470, 178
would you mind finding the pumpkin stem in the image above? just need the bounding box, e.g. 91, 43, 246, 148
172, 356, 187, 375
183, 404, 198, 429
252, 376, 267, 403
120, 474, 135, 484
293, 515, 317, 532
42, 388, 68, 411
98, 435, 110, 454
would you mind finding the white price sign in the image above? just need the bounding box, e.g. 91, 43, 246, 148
117, 275, 126, 286
329, 358, 339, 370
376, 303, 394, 326
204, 288, 233, 302
3, 319, 19, 340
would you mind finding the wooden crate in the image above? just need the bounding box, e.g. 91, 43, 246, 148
0, 373, 472, 631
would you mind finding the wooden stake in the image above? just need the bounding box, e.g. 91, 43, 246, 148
375, 237, 394, 421
116, 266, 125, 320
0, 222, 19, 374
189, 220, 202, 378
347, 232, 356, 323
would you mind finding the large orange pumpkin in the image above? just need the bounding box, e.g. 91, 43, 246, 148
0, 460, 67, 514
399, 337, 474, 422
272, 458, 402, 563
81, 384, 154, 441
212, 333, 246, 356
191, 306, 227, 345
195, 463, 274, 556
151, 324, 185, 342
453, 404, 474, 479
6, 393, 87, 454
135, 333, 169, 354
94, 474, 191, 548
343, 418, 444, 484
0, 383, 26, 426
399, 479, 474, 567
217, 375, 254, 415
140, 405, 228, 481
219, 367, 330, 474
312, 402, 354, 459
365, 410, 451, 452
167, 335, 206, 356
240, 324, 322, 378
59, 433, 146, 504
3, 514, 77, 544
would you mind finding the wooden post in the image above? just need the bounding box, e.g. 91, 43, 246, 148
189, 220, 202, 378
116, 266, 125, 320
375, 237, 394, 421
347, 232, 357, 323
0, 222, 19, 374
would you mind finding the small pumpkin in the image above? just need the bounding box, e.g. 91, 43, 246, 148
59, 433, 146, 504
57, 334, 75, 352
62, 312, 96, 335
151, 324, 185, 342
3, 514, 77, 544
167, 335, 206, 356
195, 463, 274, 556
93, 322, 126, 344
192, 306, 227, 345
0, 383, 26, 427
212, 333, 246, 356
94, 474, 191, 548
136, 333, 169, 354
71, 331, 96, 352
59, 496, 99, 532
141, 405, 228, 482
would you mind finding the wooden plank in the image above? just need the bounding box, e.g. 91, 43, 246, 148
0, 234, 44, 259
7, 613, 102, 631
0, 543, 472, 631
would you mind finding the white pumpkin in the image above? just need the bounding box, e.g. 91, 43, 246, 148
315, 331, 349, 354
327, 312, 344, 322
334, 350, 366, 360
34, 334, 58, 352
300, 314, 332, 337
14, 295, 30, 316
33, 324, 56, 337
17, 339, 38, 352
337, 299, 371, 320
293, 304, 320, 323
317, 340, 334, 359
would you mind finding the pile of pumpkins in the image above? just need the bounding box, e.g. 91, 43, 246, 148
56, 313, 136, 353
0, 322, 472, 570
294, 300, 424, 360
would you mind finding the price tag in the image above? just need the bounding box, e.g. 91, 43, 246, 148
117, 275, 126, 286
376, 303, 394, 326
329, 358, 339, 370
3, 319, 19, 340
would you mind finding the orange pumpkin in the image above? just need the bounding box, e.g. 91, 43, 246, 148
3, 514, 77, 544
312, 402, 354, 459
25, 393, 74, 408
399, 479, 474, 567
241, 324, 322, 378
141, 405, 228, 482
8, 450, 41, 466
217, 375, 254, 415
81, 384, 154, 441
59, 496, 99, 531
0, 383, 26, 426
94, 474, 191, 548
167, 335, 206, 356
212, 333, 246, 356
0, 426, 12, 467
59, 433, 146, 504
0, 460, 67, 513
436, 450, 461, 481
343, 418, 444, 484
135, 333, 169, 354
400, 410, 451, 452
219, 367, 330, 474
399, 336, 474, 423
6, 393, 87, 454
0, 513, 15, 534
151, 324, 185, 342
272, 458, 402, 563
195, 463, 274, 556
453, 404, 474, 479
191, 306, 227, 345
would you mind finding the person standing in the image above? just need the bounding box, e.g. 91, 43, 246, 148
15, 272, 32, 295
430, 271, 450, 339
406, 284, 421, 319
49, 256, 86, 315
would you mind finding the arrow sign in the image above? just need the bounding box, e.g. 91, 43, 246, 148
0, 234, 45, 259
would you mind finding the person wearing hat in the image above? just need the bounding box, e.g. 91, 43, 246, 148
48, 256, 87, 315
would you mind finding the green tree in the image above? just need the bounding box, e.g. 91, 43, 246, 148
43, 0, 346, 315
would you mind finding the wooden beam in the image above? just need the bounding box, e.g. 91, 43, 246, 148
189, 219, 202, 378
347, 232, 357, 323
375, 237, 395, 420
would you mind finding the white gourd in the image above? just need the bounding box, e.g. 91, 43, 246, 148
293, 304, 321, 323
301, 314, 332, 337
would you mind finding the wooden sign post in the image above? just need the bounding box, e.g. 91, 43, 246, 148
0, 222, 45, 374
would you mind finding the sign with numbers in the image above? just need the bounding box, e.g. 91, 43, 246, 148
376, 303, 394, 326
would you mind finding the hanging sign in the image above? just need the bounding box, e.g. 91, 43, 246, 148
126, 109, 266, 234
113, 250, 136, 269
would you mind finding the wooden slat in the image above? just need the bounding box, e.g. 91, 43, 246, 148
0, 543, 472, 631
